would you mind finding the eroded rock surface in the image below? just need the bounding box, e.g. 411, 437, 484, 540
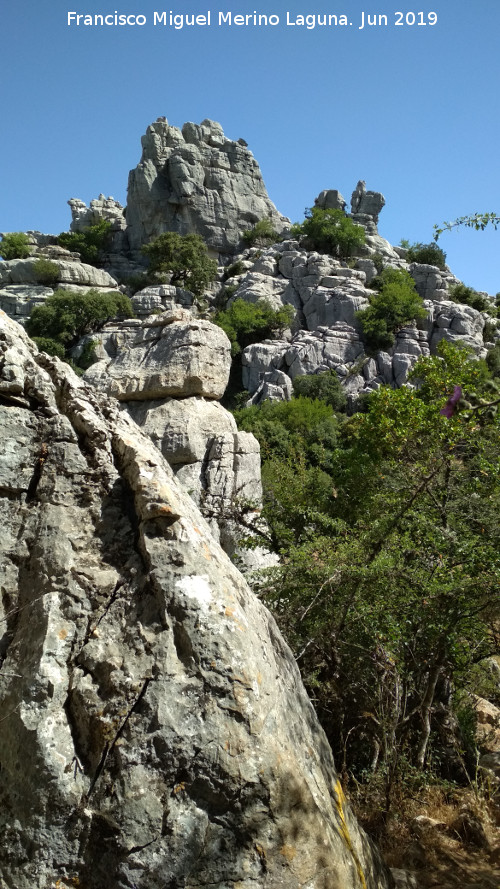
126, 117, 289, 255
0, 310, 391, 889
85, 309, 231, 401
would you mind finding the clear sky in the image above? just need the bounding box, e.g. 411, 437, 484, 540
2, 0, 500, 294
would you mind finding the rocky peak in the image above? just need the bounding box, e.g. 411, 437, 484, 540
125, 116, 289, 256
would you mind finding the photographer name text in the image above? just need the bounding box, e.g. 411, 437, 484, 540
66, 10, 438, 30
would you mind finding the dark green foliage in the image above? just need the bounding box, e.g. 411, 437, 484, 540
483, 320, 498, 343
32, 258, 60, 288
250, 341, 500, 804
241, 219, 279, 247
213, 298, 294, 356
120, 272, 149, 295
486, 343, 500, 377
0, 232, 31, 260
223, 260, 245, 279
290, 207, 365, 259
26, 289, 133, 356
292, 369, 347, 412
356, 268, 426, 351
449, 282, 496, 315
31, 336, 66, 359
77, 340, 99, 370
405, 241, 447, 269
58, 220, 112, 267
372, 252, 384, 274
142, 232, 217, 296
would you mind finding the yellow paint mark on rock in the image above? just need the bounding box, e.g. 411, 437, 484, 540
279, 844, 296, 861
58, 628, 68, 640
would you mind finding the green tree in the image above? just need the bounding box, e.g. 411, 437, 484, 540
290, 207, 365, 259
356, 269, 426, 351
250, 342, 500, 805
26, 289, 134, 367
292, 369, 347, 412
142, 232, 217, 296
0, 232, 31, 260
58, 220, 112, 266
404, 241, 447, 269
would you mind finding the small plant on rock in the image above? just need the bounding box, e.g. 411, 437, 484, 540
405, 241, 447, 269
241, 218, 280, 247
32, 258, 60, 288
356, 269, 426, 352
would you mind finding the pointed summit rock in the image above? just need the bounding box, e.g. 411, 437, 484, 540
126, 117, 289, 255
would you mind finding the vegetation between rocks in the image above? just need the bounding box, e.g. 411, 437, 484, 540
290, 206, 366, 259
0, 231, 31, 260
26, 287, 134, 371
234, 341, 500, 822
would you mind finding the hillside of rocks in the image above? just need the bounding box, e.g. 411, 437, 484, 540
1, 115, 499, 889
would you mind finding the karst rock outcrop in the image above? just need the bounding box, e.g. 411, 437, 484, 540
0, 310, 391, 889
125, 117, 289, 255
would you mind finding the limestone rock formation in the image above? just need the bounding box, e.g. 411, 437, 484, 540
84, 309, 231, 401
126, 117, 289, 255
0, 310, 391, 889
68, 195, 127, 233
0, 257, 118, 290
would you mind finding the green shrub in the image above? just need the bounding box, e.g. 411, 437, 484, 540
370, 266, 416, 293
372, 252, 384, 274
241, 219, 279, 247
27, 288, 134, 352
405, 241, 447, 269
486, 343, 500, 377
58, 220, 112, 267
234, 396, 342, 471
32, 258, 60, 288
356, 272, 427, 352
483, 320, 498, 343
0, 232, 31, 260
448, 283, 493, 314
292, 369, 347, 412
31, 336, 66, 359
214, 298, 294, 356
290, 207, 365, 259
223, 260, 245, 279
142, 232, 217, 297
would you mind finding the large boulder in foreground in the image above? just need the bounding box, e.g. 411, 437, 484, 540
0, 310, 391, 888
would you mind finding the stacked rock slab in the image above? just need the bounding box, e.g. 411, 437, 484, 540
84, 308, 263, 550
0, 310, 391, 889
125, 117, 289, 255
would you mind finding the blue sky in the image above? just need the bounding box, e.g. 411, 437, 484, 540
2, 0, 500, 293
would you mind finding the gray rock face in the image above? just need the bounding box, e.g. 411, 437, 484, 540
0, 310, 391, 889
126, 117, 289, 255
0, 257, 118, 289
350, 180, 385, 222
68, 194, 127, 233
0, 284, 53, 323
315, 188, 347, 211
84, 310, 231, 401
